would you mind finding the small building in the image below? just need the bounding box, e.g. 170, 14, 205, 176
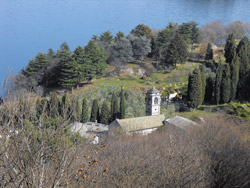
69, 122, 108, 144
163, 116, 197, 129
109, 115, 165, 135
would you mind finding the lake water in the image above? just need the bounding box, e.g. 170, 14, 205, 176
1, 0, 250, 95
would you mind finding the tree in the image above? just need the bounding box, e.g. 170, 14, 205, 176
108, 37, 134, 65
164, 33, 188, 68
111, 93, 119, 121
187, 68, 202, 108
115, 31, 125, 42
205, 43, 213, 61
59, 59, 81, 88
23, 52, 49, 78
224, 33, 236, 63
90, 99, 99, 122
60, 41, 70, 51
237, 37, 250, 78
130, 24, 153, 39
80, 97, 89, 123
62, 93, 71, 119
220, 64, 231, 103
50, 92, 59, 118
120, 88, 125, 119
178, 22, 193, 44
84, 40, 107, 79
156, 23, 178, 48
230, 55, 240, 101
48, 48, 55, 57
100, 31, 113, 44
214, 62, 223, 104
72, 97, 81, 122
200, 71, 206, 105
127, 35, 151, 61
100, 100, 110, 125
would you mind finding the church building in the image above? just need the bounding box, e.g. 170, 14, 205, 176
109, 87, 165, 135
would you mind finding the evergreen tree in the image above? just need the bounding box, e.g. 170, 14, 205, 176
205, 43, 213, 61
80, 97, 89, 123
62, 93, 71, 119
111, 93, 119, 121
50, 92, 59, 118
84, 40, 107, 79
237, 37, 250, 100
130, 24, 153, 39
200, 71, 206, 104
36, 98, 42, 118
60, 60, 81, 89
0, 97, 3, 105
164, 33, 188, 68
205, 72, 216, 102
100, 31, 114, 44
220, 64, 231, 103
100, 100, 110, 125
120, 88, 125, 119
214, 62, 223, 104
156, 23, 178, 48
90, 99, 99, 122
60, 41, 70, 51
23, 52, 49, 77
224, 33, 236, 63
230, 55, 240, 100
237, 37, 250, 78
48, 48, 55, 57
72, 97, 81, 122
178, 22, 192, 44
187, 68, 202, 108
115, 31, 125, 42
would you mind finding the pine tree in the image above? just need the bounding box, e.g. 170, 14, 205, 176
100, 100, 110, 125
214, 62, 223, 104
85, 40, 107, 79
23, 52, 49, 77
130, 24, 153, 39
187, 68, 202, 108
120, 88, 125, 119
80, 97, 89, 123
205, 43, 213, 61
100, 31, 114, 44
111, 93, 119, 121
200, 71, 206, 104
224, 33, 236, 63
221, 64, 231, 103
230, 55, 240, 100
60, 60, 81, 89
90, 99, 99, 122
50, 92, 59, 118
115, 31, 125, 42
164, 33, 188, 69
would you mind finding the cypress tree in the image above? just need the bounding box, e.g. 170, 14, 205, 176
0, 97, 3, 106
205, 73, 216, 103
120, 88, 125, 119
90, 99, 99, 122
224, 33, 236, 64
214, 62, 223, 104
50, 92, 59, 118
205, 43, 213, 61
237, 38, 250, 78
230, 55, 240, 101
187, 68, 202, 108
200, 71, 206, 104
72, 97, 81, 122
80, 97, 89, 123
220, 64, 231, 103
62, 93, 71, 119
100, 100, 110, 125
111, 93, 119, 121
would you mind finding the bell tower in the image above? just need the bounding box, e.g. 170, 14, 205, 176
145, 86, 161, 116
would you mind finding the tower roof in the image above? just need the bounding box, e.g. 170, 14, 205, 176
147, 86, 160, 94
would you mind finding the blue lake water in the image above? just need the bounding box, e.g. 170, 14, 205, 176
1, 0, 250, 95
